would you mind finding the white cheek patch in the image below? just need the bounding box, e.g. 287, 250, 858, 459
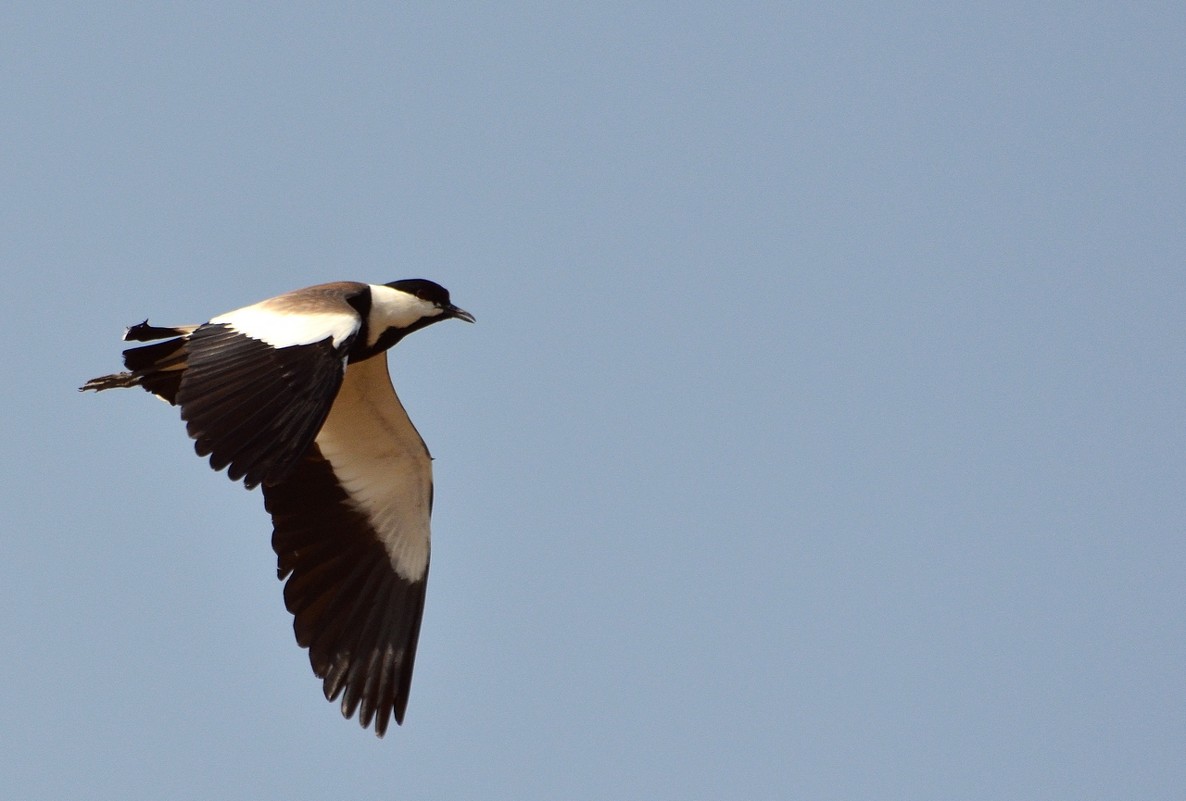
366, 284, 444, 344
211, 304, 359, 349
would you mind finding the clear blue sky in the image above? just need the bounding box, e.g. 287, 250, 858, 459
3, 3, 1183, 799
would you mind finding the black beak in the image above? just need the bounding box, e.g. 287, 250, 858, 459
448, 305, 476, 324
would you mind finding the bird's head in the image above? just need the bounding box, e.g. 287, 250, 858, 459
359, 279, 474, 356
383, 279, 476, 326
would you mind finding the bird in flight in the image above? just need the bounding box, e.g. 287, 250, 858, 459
81, 279, 473, 736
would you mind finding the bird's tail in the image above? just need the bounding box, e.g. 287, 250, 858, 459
80, 320, 198, 405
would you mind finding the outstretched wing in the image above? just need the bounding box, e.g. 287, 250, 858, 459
263, 353, 433, 736
177, 289, 364, 489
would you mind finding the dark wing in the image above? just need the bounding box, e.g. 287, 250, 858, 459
263, 354, 433, 736
177, 323, 350, 489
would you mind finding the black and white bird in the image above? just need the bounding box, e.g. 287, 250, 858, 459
81, 279, 473, 736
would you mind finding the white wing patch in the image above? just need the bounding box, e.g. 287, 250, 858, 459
211, 302, 360, 349
315, 354, 432, 582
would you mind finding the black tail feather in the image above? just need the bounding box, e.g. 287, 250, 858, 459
122, 336, 187, 373
81, 324, 194, 405
124, 320, 197, 342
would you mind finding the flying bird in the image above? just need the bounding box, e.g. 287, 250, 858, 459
81, 279, 473, 736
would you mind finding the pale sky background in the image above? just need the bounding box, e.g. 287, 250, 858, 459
3, 3, 1184, 799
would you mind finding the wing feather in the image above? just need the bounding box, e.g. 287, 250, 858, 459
262, 354, 433, 735
177, 323, 348, 488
